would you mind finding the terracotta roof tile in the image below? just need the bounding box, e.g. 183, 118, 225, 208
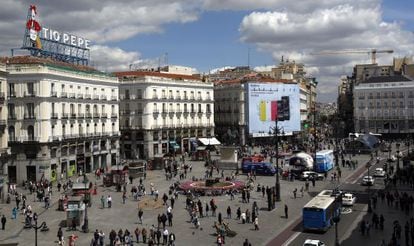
0, 56, 99, 73
114, 71, 202, 81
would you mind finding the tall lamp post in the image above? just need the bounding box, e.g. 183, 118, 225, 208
32, 214, 46, 246
366, 161, 372, 213
271, 121, 282, 202
82, 174, 89, 233
396, 143, 401, 172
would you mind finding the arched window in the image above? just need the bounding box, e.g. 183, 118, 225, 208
28, 125, 34, 141
8, 126, 15, 141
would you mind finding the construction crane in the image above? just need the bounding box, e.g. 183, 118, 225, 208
310, 48, 394, 64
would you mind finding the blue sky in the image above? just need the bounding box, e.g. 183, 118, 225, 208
118, 10, 274, 72
1, 0, 414, 102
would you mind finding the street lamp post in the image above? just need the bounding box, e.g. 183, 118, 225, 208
82, 174, 89, 233
273, 120, 281, 202
32, 215, 46, 246
367, 161, 372, 213
396, 143, 401, 172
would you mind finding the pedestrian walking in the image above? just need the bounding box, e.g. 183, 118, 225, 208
57, 227, 63, 244
293, 188, 297, 199
1, 215, 6, 230
227, 206, 232, 219
284, 204, 288, 219
300, 186, 304, 197
100, 195, 105, 208
107, 195, 112, 208
138, 208, 143, 224
163, 228, 169, 245
254, 217, 259, 230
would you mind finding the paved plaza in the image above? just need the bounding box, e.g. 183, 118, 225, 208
0, 150, 376, 245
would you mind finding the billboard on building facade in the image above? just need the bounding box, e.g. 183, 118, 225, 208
246, 83, 300, 136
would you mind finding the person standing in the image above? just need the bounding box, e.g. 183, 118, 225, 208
226, 206, 232, 219
284, 204, 288, 219
138, 208, 143, 224
57, 227, 63, 244
163, 228, 169, 245
101, 195, 105, 208
1, 214, 7, 230
254, 217, 259, 230
107, 195, 112, 208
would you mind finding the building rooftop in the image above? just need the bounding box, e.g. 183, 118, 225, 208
114, 71, 202, 81
214, 76, 295, 86
0, 56, 108, 75
361, 75, 412, 84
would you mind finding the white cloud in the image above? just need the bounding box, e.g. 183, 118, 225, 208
238, 2, 414, 102
209, 66, 235, 74
90, 45, 140, 72
254, 65, 274, 72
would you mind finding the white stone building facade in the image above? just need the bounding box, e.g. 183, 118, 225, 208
116, 71, 214, 159
5, 57, 120, 184
354, 75, 414, 135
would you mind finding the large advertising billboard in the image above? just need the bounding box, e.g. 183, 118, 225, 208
246, 83, 300, 136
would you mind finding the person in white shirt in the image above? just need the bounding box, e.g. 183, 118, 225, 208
163, 228, 169, 245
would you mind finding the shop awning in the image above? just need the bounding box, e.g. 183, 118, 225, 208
197, 146, 207, 150
198, 137, 221, 145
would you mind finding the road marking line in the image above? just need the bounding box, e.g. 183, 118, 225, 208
282, 232, 301, 246
339, 205, 368, 243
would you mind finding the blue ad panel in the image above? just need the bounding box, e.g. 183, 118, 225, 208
246, 83, 300, 135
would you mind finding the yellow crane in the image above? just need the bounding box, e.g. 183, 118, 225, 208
310, 48, 394, 64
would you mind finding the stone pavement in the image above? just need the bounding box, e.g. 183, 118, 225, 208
0, 149, 377, 246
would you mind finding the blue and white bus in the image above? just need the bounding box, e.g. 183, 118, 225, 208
303, 193, 341, 231
315, 150, 334, 173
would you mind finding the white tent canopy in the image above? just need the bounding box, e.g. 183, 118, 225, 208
198, 137, 221, 145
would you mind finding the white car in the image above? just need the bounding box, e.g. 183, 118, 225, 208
342, 193, 356, 206
374, 167, 386, 177
362, 176, 375, 186
388, 155, 397, 162
304, 239, 326, 246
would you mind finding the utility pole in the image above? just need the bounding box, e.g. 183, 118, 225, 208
275, 119, 281, 202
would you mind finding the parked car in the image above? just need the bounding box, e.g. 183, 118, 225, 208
374, 167, 386, 177
388, 155, 397, 162
300, 171, 324, 181
362, 176, 375, 186
304, 239, 326, 246
342, 193, 356, 206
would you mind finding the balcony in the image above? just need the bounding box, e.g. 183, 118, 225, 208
93, 113, 100, 118
135, 110, 143, 115
78, 113, 85, 119
100, 95, 107, 100
77, 93, 83, 99
111, 113, 118, 118
24, 114, 36, 120
161, 95, 167, 99
93, 95, 99, 100
51, 113, 58, 119
69, 93, 76, 98
190, 97, 195, 101
176, 111, 182, 117
161, 111, 168, 117
85, 94, 91, 99
8, 114, 16, 120
153, 110, 160, 117
24, 92, 35, 97
8, 93, 16, 99
169, 95, 174, 100
176, 96, 181, 100
70, 113, 77, 119
152, 95, 158, 99
197, 111, 203, 117
51, 91, 57, 97
86, 113, 92, 119
168, 111, 175, 117
206, 111, 212, 118
101, 113, 108, 118
190, 111, 196, 117
111, 95, 117, 101
184, 96, 188, 100
61, 113, 69, 119
183, 111, 189, 116
61, 92, 67, 98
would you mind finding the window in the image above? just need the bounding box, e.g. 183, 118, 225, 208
8, 104, 15, 118
8, 126, 15, 141
26, 103, 35, 118
206, 104, 211, 113
70, 104, 75, 115
153, 103, 158, 111
26, 83, 34, 96
162, 90, 166, 98
52, 103, 55, 114
62, 124, 66, 136
27, 125, 34, 141
137, 89, 142, 99
8, 83, 15, 97
125, 89, 130, 99
191, 104, 194, 113
184, 104, 188, 112
51, 83, 55, 92
62, 103, 66, 114
198, 104, 202, 113
153, 89, 157, 98
162, 103, 166, 112
177, 103, 180, 112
